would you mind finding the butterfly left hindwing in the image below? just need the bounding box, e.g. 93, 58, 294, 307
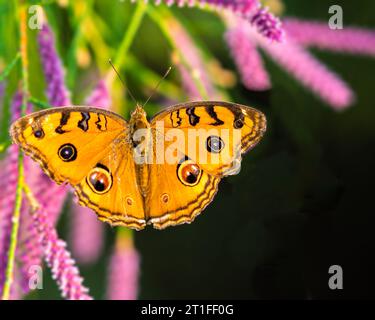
145, 141, 220, 229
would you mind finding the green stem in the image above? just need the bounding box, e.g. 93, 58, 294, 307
66, 0, 94, 89
0, 53, 20, 81
112, 1, 147, 73
2, 160, 24, 300
29, 96, 53, 110
147, 6, 209, 99
106, 1, 147, 113
125, 54, 182, 100
116, 226, 133, 240
2, 3, 28, 300
0, 141, 11, 154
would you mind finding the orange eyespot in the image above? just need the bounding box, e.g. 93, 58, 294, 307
177, 160, 202, 186
87, 167, 112, 194
161, 193, 169, 203
126, 197, 133, 206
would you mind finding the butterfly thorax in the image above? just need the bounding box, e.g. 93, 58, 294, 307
129, 104, 149, 133
129, 105, 151, 199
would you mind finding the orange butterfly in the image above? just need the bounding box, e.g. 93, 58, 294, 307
10, 101, 266, 230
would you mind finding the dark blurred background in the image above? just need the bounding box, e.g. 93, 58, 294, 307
135, 0, 375, 299
21, 0, 375, 299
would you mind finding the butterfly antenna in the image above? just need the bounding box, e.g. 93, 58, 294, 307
108, 59, 138, 105
143, 66, 172, 108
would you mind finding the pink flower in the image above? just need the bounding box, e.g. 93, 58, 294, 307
38, 23, 70, 106
16, 162, 43, 295
0, 82, 4, 108
283, 18, 375, 56
70, 206, 104, 265
141, 0, 283, 41
85, 79, 111, 108
0, 142, 20, 296
11, 18, 89, 299
168, 19, 220, 99
226, 26, 271, 90
106, 236, 140, 300
0, 92, 29, 296
257, 31, 355, 110
31, 205, 92, 300
225, 17, 358, 110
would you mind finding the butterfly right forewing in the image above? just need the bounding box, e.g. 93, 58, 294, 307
10, 106, 127, 185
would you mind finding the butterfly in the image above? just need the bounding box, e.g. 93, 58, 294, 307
10, 101, 266, 230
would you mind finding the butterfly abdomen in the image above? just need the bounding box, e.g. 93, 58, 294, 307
135, 163, 150, 199
129, 105, 152, 199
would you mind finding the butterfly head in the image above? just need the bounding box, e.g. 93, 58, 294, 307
130, 104, 149, 131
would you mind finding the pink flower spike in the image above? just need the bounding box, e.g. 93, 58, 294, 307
203, 0, 259, 16
38, 22, 70, 106
107, 234, 140, 300
70, 205, 104, 265
168, 19, 220, 99
253, 31, 355, 110
250, 7, 284, 42
17, 215, 41, 296
32, 177, 68, 226
177, 64, 203, 100
0, 92, 31, 297
226, 26, 271, 90
31, 205, 92, 300
85, 79, 111, 109
16, 138, 69, 295
0, 82, 5, 108
144, 0, 284, 42
12, 18, 74, 300
204, 0, 284, 42
283, 18, 375, 57
0, 142, 19, 296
